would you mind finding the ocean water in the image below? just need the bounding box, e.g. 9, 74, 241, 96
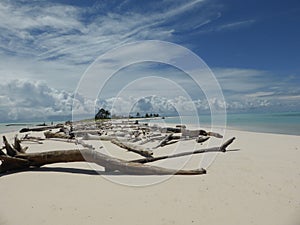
0, 121, 65, 134
0, 112, 299, 136
0, 123, 33, 134
142, 112, 300, 136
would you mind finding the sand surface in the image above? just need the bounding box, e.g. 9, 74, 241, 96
1, 128, 300, 225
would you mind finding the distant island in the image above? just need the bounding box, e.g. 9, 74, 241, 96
95, 108, 162, 120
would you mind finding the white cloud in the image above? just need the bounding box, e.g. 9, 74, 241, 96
0, 79, 84, 121
246, 91, 275, 98
216, 19, 256, 31
0, 0, 223, 98
0, 78, 299, 122
0, 0, 213, 65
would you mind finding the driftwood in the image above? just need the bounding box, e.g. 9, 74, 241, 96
82, 133, 103, 140
1, 120, 236, 176
196, 136, 210, 143
13, 136, 28, 153
159, 127, 223, 138
139, 134, 165, 145
45, 138, 77, 143
111, 139, 153, 158
0, 137, 208, 175
132, 137, 235, 164
21, 134, 44, 144
72, 130, 101, 137
44, 131, 71, 139
153, 134, 175, 149
19, 124, 64, 133
3, 136, 18, 157
82, 133, 126, 142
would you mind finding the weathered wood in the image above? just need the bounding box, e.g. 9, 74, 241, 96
82, 133, 102, 140
3, 136, 18, 157
0, 149, 206, 175
132, 137, 236, 164
19, 124, 64, 133
44, 131, 70, 139
160, 127, 223, 138
46, 138, 77, 143
0, 132, 235, 175
13, 136, 28, 153
71, 130, 101, 136
207, 131, 223, 138
20, 134, 44, 144
153, 134, 174, 148
0, 155, 30, 172
196, 136, 210, 143
139, 135, 165, 145
0, 148, 6, 156
111, 139, 153, 158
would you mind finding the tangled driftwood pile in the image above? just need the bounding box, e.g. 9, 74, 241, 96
0, 120, 235, 175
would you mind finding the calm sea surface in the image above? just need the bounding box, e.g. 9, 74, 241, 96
143, 112, 300, 136
0, 121, 65, 134
0, 112, 299, 135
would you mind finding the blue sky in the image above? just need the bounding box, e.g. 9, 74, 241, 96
0, 0, 299, 121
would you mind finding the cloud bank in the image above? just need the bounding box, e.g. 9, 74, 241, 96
1, 77, 299, 122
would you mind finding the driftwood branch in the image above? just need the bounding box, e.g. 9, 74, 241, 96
0, 148, 205, 175
13, 136, 28, 153
111, 139, 153, 158
132, 137, 236, 164
0, 133, 236, 176
3, 136, 18, 157
19, 124, 64, 133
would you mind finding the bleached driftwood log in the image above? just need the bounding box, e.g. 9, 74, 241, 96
196, 136, 210, 143
44, 131, 71, 139
19, 124, 64, 133
21, 134, 44, 144
0, 137, 212, 175
111, 139, 153, 158
1, 119, 236, 176
132, 137, 235, 164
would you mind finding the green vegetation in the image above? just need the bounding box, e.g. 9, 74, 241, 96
95, 108, 111, 120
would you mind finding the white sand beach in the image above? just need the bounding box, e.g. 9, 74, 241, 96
1, 127, 300, 225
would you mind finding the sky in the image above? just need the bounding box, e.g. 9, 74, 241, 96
0, 0, 299, 122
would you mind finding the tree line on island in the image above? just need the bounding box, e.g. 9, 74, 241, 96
95, 108, 160, 120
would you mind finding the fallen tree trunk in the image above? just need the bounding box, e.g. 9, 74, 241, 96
132, 137, 235, 164
44, 131, 71, 139
111, 139, 153, 158
19, 124, 64, 133
160, 127, 223, 138
196, 136, 210, 143
0, 136, 235, 176
0, 148, 205, 175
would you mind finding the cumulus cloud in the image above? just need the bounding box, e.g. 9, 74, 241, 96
0, 78, 299, 122
0, 80, 76, 121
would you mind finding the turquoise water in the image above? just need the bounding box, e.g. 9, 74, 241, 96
142, 112, 300, 136
1, 113, 299, 135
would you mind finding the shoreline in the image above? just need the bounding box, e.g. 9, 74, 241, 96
1, 111, 299, 136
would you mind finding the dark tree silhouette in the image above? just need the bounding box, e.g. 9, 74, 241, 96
95, 108, 111, 120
